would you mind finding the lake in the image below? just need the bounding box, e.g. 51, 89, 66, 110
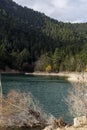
1, 74, 72, 123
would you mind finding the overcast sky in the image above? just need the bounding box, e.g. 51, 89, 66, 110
13, 0, 87, 23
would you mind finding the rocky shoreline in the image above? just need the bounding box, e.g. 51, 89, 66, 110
1, 70, 87, 83
43, 116, 87, 130
25, 72, 87, 83
0, 126, 87, 130
0, 126, 43, 130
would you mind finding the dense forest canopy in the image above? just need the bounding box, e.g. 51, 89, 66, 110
0, 0, 87, 72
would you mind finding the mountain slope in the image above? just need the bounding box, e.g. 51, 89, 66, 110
0, 0, 87, 72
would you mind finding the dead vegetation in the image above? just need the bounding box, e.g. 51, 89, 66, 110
0, 90, 50, 127
66, 72, 87, 117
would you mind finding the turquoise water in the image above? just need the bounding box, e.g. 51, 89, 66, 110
1, 74, 72, 123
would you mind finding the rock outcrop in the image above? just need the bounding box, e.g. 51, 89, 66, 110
43, 117, 66, 130
43, 116, 87, 130
74, 116, 87, 127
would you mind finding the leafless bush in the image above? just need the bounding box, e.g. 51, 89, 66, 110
0, 90, 50, 127
66, 72, 87, 118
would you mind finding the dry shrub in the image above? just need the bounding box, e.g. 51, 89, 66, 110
66, 73, 87, 117
0, 90, 50, 127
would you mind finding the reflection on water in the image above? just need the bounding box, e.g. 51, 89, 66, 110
1, 74, 72, 123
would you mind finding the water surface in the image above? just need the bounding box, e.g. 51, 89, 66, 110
1, 74, 72, 122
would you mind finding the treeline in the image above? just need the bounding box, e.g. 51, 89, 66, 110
35, 47, 87, 72
0, 0, 87, 72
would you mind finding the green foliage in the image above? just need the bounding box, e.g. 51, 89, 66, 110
0, 45, 12, 70
35, 53, 52, 72
16, 48, 30, 68
0, 0, 87, 72
52, 48, 62, 72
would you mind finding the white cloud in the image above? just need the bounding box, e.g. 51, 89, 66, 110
51, 0, 68, 8
13, 0, 87, 23
30, 1, 54, 15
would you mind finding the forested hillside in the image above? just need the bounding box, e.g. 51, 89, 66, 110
0, 0, 87, 72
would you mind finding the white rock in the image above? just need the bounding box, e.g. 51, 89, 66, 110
74, 116, 87, 127
43, 125, 54, 130
53, 128, 61, 130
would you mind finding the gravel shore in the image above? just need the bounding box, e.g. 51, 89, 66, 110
54, 125, 87, 130
25, 72, 87, 83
